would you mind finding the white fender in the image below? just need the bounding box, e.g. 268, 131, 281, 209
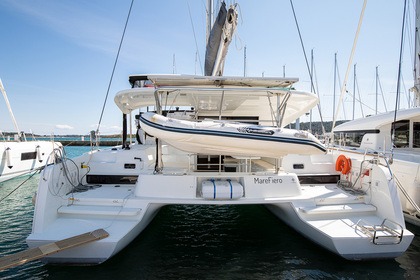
36, 145, 43, 163
5, 147, 12, 169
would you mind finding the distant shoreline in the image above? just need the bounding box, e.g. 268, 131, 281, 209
59, 140, 123, 146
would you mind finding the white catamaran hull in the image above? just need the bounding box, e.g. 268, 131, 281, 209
331, 108, 420, 226
26, 144, 414, 263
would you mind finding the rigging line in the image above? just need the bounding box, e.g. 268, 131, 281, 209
335, 56, 347, 120
332, 0, 367, 130
392, 0, 408, 157
187, 1, 204, 75
376, 68, 388, 112
378, 78, 388, 112
96, 0, 135, 134
400, 72, 411, 107
289, 0, 326, 135
406, 0, 415, 72
355, 72, 365, 117
0, 170, 39, 204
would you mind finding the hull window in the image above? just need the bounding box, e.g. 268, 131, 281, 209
414, 122, 420, 148
392, 120, 409, 148
86, 175, 138, 184
21, 152, 37, 161
334, 130, 379, 148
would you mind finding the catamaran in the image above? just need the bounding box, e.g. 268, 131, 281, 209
21, 0, 414, 266
25, 74, 414, 263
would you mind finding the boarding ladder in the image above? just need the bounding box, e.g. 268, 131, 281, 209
356, 219, 404, 245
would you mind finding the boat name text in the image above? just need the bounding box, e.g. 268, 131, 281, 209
254, 177, 283, 184
238, 127, 275, 135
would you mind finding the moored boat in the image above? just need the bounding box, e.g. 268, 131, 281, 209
16, 0, 415, 267
1, 140, 61, 183
327, 0, 420, 227
24, 74, 414, 264
330, 108, 420, 226
1, 79, 62, 183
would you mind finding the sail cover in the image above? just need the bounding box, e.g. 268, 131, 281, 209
204, 2, 238, 76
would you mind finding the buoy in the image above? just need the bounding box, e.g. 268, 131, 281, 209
5, 147, 12, 169
36, 145, 43, 163
335, 154, 351, 175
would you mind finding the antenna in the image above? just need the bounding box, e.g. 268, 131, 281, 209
243, 45, 247, 77
173, 54, 177, 74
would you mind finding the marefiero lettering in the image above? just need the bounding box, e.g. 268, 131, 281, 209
254, 177, 283, 184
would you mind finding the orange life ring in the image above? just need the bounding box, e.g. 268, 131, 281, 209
335, 155, 352, 175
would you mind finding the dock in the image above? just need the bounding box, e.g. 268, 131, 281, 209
59, 140, 122, 146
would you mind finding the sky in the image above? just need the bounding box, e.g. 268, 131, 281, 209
0, 0, 416, 135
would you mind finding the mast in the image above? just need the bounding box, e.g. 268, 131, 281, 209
332, 0, 367, 130
206, 0, 213, 44
310, 49, 314, 132
413, 0, 420, 106
204, 2, 238, 76
333, 53, 337, 122
243, 45, 247, 77
353, 64, 356, 120
377, 66, 388, 112
0, 79, 21, 138
375, 65, 379, 114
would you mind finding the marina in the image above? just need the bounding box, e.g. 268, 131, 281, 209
1, 0, 420, 278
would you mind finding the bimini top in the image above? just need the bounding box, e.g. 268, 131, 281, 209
114, 74, 318, 127
128, 74, 299, 88
333, 107, 420, 132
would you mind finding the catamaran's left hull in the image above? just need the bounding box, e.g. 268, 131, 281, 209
27, 202, 163, 265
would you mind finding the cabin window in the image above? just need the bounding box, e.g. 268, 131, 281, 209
333, 130, 379, 148
21, 152, 37, 161
414, 122, 420, 148
392, 120, 409, 148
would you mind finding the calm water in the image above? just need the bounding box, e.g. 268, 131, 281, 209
0, 146, 419, 279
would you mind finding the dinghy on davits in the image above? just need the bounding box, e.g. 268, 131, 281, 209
140, 112, 326, 157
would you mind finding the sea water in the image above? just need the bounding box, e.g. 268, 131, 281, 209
0, 146, 419, 279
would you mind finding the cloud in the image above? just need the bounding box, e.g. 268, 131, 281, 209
55, 124, 74, 130
89, 124, 122, 135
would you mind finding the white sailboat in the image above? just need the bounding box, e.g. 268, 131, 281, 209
21, 1, 414, 267
0, 79, 62, 183
330, 0, 420, 227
